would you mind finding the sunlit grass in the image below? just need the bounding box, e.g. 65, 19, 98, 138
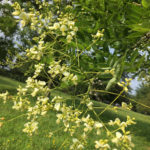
0, 75, 24, 93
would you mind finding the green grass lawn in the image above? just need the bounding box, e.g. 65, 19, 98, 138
0, 76, 150, 150
0, 75, 24, 93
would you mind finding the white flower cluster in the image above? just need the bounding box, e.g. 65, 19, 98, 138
23, 120, 38, 136
62, 71, 78, 85
26, 77, 49, 97
82, 114, 103, 136
33, 63, 44, 78
108, 116, 136, 149
12, 78, 52, 135
48, 61, 66, 78
27, 96, 52, 120
26, 41, 45, 60
112, 131, 134, 149
12, 2, 21, 16
54, 97, 82, 136
81, 96, 93, 110
13, 2, 78, 43
12, 78, 49, 111
48, 61, 78, 85
17, 85, 27, 96
109, 116, 136, 131
95, 139, 110, 150
70, 138, 84, 150
52, 96, 64, 111
12, 2, 35, 28
12, 97, 30, 111
53, 97, 104, 138
94, 121, 103, 135
121, 102, 133, 110
92, 29, 104, 39
82, 114, 94, 132
0, 91, 8, 104
49, 13, 78, 43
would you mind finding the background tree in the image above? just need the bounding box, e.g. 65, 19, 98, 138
0, 1, 17, 68
135, 84, 150, 115
0, 0, 38, 81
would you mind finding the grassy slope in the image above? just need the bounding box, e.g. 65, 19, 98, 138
0, 76, 150, 150
0, 75, 24, 93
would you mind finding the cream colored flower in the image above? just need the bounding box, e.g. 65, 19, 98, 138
116, 132, 122, 138
87, 102, 93, 110
94, 121, 103, 128
54, 103, 61, 111
60, 25, 67, 35
31, 88, 39, 97
0, 91, 8, 103
66, 35, 73, 43
12, 10, 20, 16
53, 22, 60, 29
23, 120, 38, 136
77, 144, 84, 149
95, 139, 110, 149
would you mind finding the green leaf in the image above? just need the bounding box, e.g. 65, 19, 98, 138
105, 77, 117, 91
130, 22, 150, 33
142, 0, 150, 8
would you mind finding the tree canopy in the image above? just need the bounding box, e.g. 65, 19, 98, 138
0, 1, 150, 149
